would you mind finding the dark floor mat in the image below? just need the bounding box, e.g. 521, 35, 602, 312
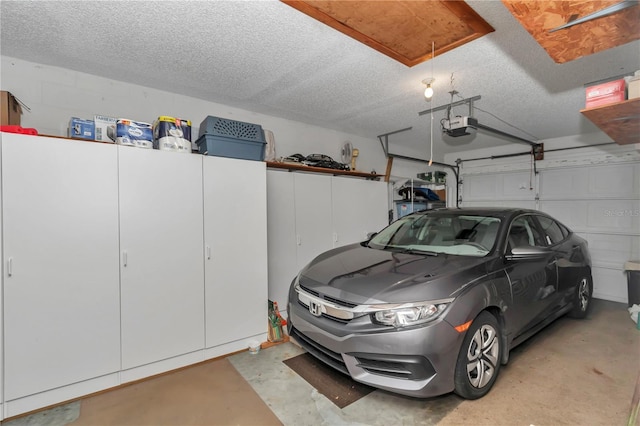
283, 352, 375, 408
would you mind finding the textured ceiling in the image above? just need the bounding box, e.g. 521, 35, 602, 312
1, 0, 639, 162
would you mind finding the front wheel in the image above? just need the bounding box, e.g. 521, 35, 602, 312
454, 311, 502, 400
568, 275, 592, 319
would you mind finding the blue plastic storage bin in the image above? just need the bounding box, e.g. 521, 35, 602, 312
196, 134, 266, 161
197, 115, 266, 161
198, 115, 265, 142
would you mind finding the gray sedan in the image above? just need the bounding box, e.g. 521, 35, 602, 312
287, 208, 592, 399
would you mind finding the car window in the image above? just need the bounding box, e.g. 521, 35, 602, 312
368, 213, 501, 257
536, 215, 566, 245
507, 215, 545, 249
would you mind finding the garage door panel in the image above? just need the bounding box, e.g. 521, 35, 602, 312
462, 172, 534, 202
539, 201, 588, 229
588, 164, 636, 198
462, 200, 536, 209
584, 233, 636, 270
587, 200, 640, 234
463, 174, 500, 201
591, 267, 627, 303
539, 169, 587, 199
540, 164, 639, 199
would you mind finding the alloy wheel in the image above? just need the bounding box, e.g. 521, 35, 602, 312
578, 277, 590, 311
466, 324, 500, 389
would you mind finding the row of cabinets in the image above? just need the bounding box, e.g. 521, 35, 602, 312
266, 170, 389, 310
0, 134, 267, 417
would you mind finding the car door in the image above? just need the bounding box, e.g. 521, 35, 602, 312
534, 215, 580, 304
503, 214, 558, 339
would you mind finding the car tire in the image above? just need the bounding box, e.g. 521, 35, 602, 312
454, 311, 502, 400
568, 274, 592, 319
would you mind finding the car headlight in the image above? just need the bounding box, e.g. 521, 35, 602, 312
372, 300, 451, 328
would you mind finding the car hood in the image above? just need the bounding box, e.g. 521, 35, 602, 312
298, 243, 490, 305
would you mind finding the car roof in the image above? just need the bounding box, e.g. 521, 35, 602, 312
411, 207, 542, 220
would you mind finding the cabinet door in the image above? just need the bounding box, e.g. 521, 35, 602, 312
2, 134, 120, 400
266, 170, 298, 310
119, 148, 205, 369
331, 178, 389, 246
203, 156, 267, 347
294, 173, 333, 270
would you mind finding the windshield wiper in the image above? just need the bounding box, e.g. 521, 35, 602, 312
402, 248, 439, 256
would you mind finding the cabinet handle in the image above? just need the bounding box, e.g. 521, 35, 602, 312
206, 245, 211, 260
122, 251, 128, 267
7, 258, 12, 277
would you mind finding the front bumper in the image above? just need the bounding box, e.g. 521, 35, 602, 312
287, 298, 464, 398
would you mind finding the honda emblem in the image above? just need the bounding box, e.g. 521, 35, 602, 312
309, 301, 322, 317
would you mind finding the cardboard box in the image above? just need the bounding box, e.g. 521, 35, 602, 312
585, 79, 625, 108
1, 91, 22, 126
94, 115, 117, 142
68, 117, 95, 139
629, 76, 640, 100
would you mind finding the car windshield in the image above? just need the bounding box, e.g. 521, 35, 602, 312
368, 213, 501, 257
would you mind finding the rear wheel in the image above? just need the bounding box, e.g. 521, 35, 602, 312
568, 275, 592, 319
454, 311, 502, 399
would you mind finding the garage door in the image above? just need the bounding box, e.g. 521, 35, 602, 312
460, 159, 640, 303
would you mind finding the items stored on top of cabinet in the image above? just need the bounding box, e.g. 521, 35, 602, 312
196, 115, 266, 161
1, 91, 23, 126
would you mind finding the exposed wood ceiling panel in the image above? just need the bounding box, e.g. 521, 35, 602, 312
503, 0, 640, 63
281, 1, 495, 67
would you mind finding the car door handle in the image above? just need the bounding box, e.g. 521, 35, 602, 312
206, 245, 211, 260
7, 257, 12, 277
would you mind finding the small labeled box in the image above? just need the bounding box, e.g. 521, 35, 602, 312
585, 79, 625, 108
68, 118, 95, 140
94, 115, 117, 143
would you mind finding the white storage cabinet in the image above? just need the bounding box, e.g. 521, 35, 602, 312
118, 147, 206, 370
1, 134, 121, 409
203, 155, 268, 349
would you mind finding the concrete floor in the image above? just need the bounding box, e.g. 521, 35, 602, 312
4, 299, 639, 425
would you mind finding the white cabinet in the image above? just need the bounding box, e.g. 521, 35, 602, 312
203, 156, 267, 348
118, 147, 205, 370
1, 134, 120, 401
266, 170, 298, 311
266, 170, 389, 311
331, 177, 389, 245
294, 173, 334, 270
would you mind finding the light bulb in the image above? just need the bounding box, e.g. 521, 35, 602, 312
424, 84, 434, 100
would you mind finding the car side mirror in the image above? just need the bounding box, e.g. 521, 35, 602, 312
506, 246, 549, 261
366, 232, 378, 240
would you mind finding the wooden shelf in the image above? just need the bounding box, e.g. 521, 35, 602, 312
266, 161, 381, 179
580, 98, 640, 145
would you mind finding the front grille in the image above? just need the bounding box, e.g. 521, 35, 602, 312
299, 284, 357, 308
299, 284, 319, 297
323, 295, 357, 308
290, 327, 349, 376
297, 300, 351, 324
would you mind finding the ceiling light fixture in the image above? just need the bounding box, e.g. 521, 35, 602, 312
422, 42, 436, 101
422, 78, 435, 100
